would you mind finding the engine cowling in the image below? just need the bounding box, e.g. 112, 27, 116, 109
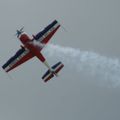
19, 33, 31, 44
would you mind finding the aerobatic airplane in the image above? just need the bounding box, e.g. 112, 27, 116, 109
2, 20, 64, 82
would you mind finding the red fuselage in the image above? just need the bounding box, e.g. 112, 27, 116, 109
19, 33, 45, 62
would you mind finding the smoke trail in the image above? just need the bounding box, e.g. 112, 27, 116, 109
43, 44, 120, 87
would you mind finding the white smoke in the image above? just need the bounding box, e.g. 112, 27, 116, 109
43, 44, 120, 87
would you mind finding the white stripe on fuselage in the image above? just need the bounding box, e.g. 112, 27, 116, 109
32, 40, 45, 49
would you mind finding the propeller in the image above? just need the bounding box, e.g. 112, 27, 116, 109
15, 27, 24, 37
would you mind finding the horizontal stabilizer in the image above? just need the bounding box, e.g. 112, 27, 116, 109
42, 61, 64, 82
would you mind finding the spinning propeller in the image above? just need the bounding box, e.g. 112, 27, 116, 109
15, 27, 24, 37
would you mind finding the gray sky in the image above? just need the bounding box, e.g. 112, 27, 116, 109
0, 0, 120, 120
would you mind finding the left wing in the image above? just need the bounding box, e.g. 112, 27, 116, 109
34, 20, 60, 45
2, 47, 34, 72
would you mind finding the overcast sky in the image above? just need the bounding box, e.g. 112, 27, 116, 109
0, 0, 120, 120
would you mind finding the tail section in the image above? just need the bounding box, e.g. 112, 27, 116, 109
42, 61, 64, 82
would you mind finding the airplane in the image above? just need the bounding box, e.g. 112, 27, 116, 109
2, 20, 64, 82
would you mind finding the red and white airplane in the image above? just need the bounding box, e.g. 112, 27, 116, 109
2, 20, 64, 82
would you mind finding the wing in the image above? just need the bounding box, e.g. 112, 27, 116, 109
34, 20, 60, 45
2, 47, 34, 72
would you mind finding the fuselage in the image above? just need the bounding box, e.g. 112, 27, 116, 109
19, 33, 45, 62
19, 32, 43, 50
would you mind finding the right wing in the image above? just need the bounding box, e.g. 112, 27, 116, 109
34, 20, 60, 45
2, 47, 34, 72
